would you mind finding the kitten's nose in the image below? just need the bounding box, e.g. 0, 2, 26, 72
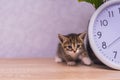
73, 50, 76, 53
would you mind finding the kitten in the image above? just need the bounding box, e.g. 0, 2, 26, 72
55, 32, 92, 66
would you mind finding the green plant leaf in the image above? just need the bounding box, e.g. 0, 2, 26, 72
78, 0, 104, 9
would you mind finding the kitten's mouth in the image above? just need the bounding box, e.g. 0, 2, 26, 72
72, 52, 78, 55
71, 54, 78, 59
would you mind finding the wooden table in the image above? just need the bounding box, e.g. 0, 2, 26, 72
0, 58, 119, 80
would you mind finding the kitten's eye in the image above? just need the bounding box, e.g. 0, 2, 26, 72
67, 46, 72, 49
77, 45, 80, 48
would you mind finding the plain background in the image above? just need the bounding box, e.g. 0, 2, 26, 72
0, 0, 95, 58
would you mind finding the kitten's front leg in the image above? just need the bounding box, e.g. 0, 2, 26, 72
81, 56, 92, 65
79, 52, 92, 65
55, 56, 63, 63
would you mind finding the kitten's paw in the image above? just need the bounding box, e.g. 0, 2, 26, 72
81, 57, 92, 66
67, 61, 76, 66
55, 56, 62, 63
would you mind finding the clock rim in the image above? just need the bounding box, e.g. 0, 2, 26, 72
88, 0, 120, 70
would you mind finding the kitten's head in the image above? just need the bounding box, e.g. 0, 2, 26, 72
58, 32, 86, 58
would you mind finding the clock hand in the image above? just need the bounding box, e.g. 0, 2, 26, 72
108, 36, 120, 48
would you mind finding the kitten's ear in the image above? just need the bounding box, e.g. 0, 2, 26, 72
58, 34, 68, 43
79, 32, 86, 40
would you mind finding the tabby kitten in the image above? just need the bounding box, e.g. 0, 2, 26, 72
55, 32, 92, 66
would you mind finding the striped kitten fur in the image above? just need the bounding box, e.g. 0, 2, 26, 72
55, 32, 92, 66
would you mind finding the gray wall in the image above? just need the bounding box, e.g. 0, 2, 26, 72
0, 0, 95, 58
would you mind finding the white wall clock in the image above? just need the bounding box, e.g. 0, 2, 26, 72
88, 0, 120, 70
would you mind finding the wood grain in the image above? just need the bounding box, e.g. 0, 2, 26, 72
0, 58, 119, 80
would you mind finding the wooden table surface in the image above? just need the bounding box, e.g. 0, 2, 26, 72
0, 58, 119, 80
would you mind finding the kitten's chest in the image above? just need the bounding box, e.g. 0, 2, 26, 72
65, 52, 81, 61
65, 54, 78, 61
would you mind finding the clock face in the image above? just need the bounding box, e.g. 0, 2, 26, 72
88, 1, 120, 69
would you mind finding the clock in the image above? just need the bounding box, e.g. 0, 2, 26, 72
88, 0, 120, 70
